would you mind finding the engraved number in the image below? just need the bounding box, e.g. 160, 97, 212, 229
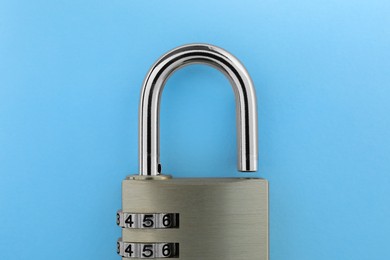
142, 214, 154, 228
125, 244, 134, 257
117, 241, 179, 258
142, 244, 153, 258
125, 215, 134, 227
117, 242, 121, 254
117, 211, 179, 229
162, 244, 172, 257
116, 213, 121, 226
162, 214, 172, 227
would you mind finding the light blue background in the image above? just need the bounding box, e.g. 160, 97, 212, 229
1, 0, 389, 259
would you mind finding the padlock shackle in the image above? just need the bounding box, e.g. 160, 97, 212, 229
139, 43, 258, 176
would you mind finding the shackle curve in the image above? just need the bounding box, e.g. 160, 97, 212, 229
139, 43, 258, 176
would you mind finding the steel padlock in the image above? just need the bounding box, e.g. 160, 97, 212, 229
117, 44, 268, 260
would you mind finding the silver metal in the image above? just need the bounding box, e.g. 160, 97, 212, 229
117, 239, 179, 258
121, 178, 268, 260
120, 43, 268, 259
117, 211, 180, 229
139, 43, 258, 176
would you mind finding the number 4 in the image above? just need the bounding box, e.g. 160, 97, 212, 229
125, 244, 134, 257
125, 214, 134, 227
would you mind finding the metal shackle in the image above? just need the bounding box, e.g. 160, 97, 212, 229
139, 43, 258, 176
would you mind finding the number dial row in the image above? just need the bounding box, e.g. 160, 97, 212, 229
117, 240, 179, 258
117, 211, 179, 229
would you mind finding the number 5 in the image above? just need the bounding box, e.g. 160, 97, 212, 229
142, 244, 154, 257
142, 214, 154, 228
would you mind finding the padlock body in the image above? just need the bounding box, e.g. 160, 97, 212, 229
121, 178, 268, 260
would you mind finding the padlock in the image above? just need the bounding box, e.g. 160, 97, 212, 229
117, 44, 268, 260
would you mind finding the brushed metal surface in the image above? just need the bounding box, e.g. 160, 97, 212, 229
121, 178, 268, 260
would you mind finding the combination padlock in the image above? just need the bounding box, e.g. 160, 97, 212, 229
117, 44, 268, 260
